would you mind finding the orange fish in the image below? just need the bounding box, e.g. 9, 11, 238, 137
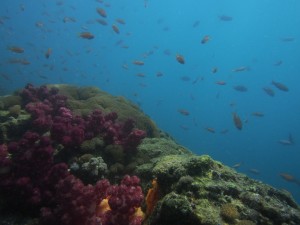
216, 81, 226, 85
112, 24, 120, 34
79, 32, 95, 39
96, 8, 107, 17
132, 60, 144, 66
8, 46, 24, 53
279, 173, 300, 185
8, 58, 30, 65
45, 48, 52, 59
280, 173, 295, 182
232, 112, 242, 130
176, 54, 185, 64
178, 109, 190, 116
201, 35, 210, 44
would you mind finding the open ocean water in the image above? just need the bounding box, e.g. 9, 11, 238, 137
1, 0, 299, 204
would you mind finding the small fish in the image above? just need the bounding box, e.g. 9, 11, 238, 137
136, 73, 145, 77
229, 102, 236, 107
278, 139, 293, 145
273, 60, 283, 66
0, 73, 11, 81
156, 71, 163, 77
96, 8, 107, 18
251, 112, 264, 117
116, 18, 126, 25
180, 76, 190, 81
96, 19, 108, 25
232, 112, 242, 130
249, 168, 260, 175
176, 54, 185, 64
232, 162, 242, 169
38, 74, 48, 79
45, 48, 52, 59
8, 58, 30, 65
112, 24, 120, 34
178, 109, 190, 116
192, 20, 200, 28
211, 67, 218, 73
139, 83, 147, 87
122, 64, 129, 70
205, 127, 215, 133
8, 46, 24, 53
232, 66, 249, 72
281, 37, 295, 42
163, 49, 171, 56
279, 173, 300, 186
233, 85, 248, 92
19, 4, 25, 11
132, 60, 144, 66
220, 129, 229, 134
216, 81, 226, 85
262, 87, 275, 97
219, 15, 233, 21
192, 76, 203, 84
279, 173, 295, 181
201, 35, 210, 44
79, 32, 95, 39
180, 125, 189, 131
35, 21, 44, 28
272, 81, 289, 92
278, 133, 294, 146
63, 17, 76, 23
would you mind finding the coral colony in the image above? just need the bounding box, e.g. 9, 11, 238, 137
0, 84, 146, 225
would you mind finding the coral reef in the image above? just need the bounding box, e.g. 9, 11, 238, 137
134, 139, 300, 225
0, 84, 299, 225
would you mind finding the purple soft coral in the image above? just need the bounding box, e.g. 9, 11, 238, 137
97, 175, 144, 225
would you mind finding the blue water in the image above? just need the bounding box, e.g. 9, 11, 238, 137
1, 0, 299, 203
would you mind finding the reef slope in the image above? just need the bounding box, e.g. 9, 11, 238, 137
0, 84, 299, 225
